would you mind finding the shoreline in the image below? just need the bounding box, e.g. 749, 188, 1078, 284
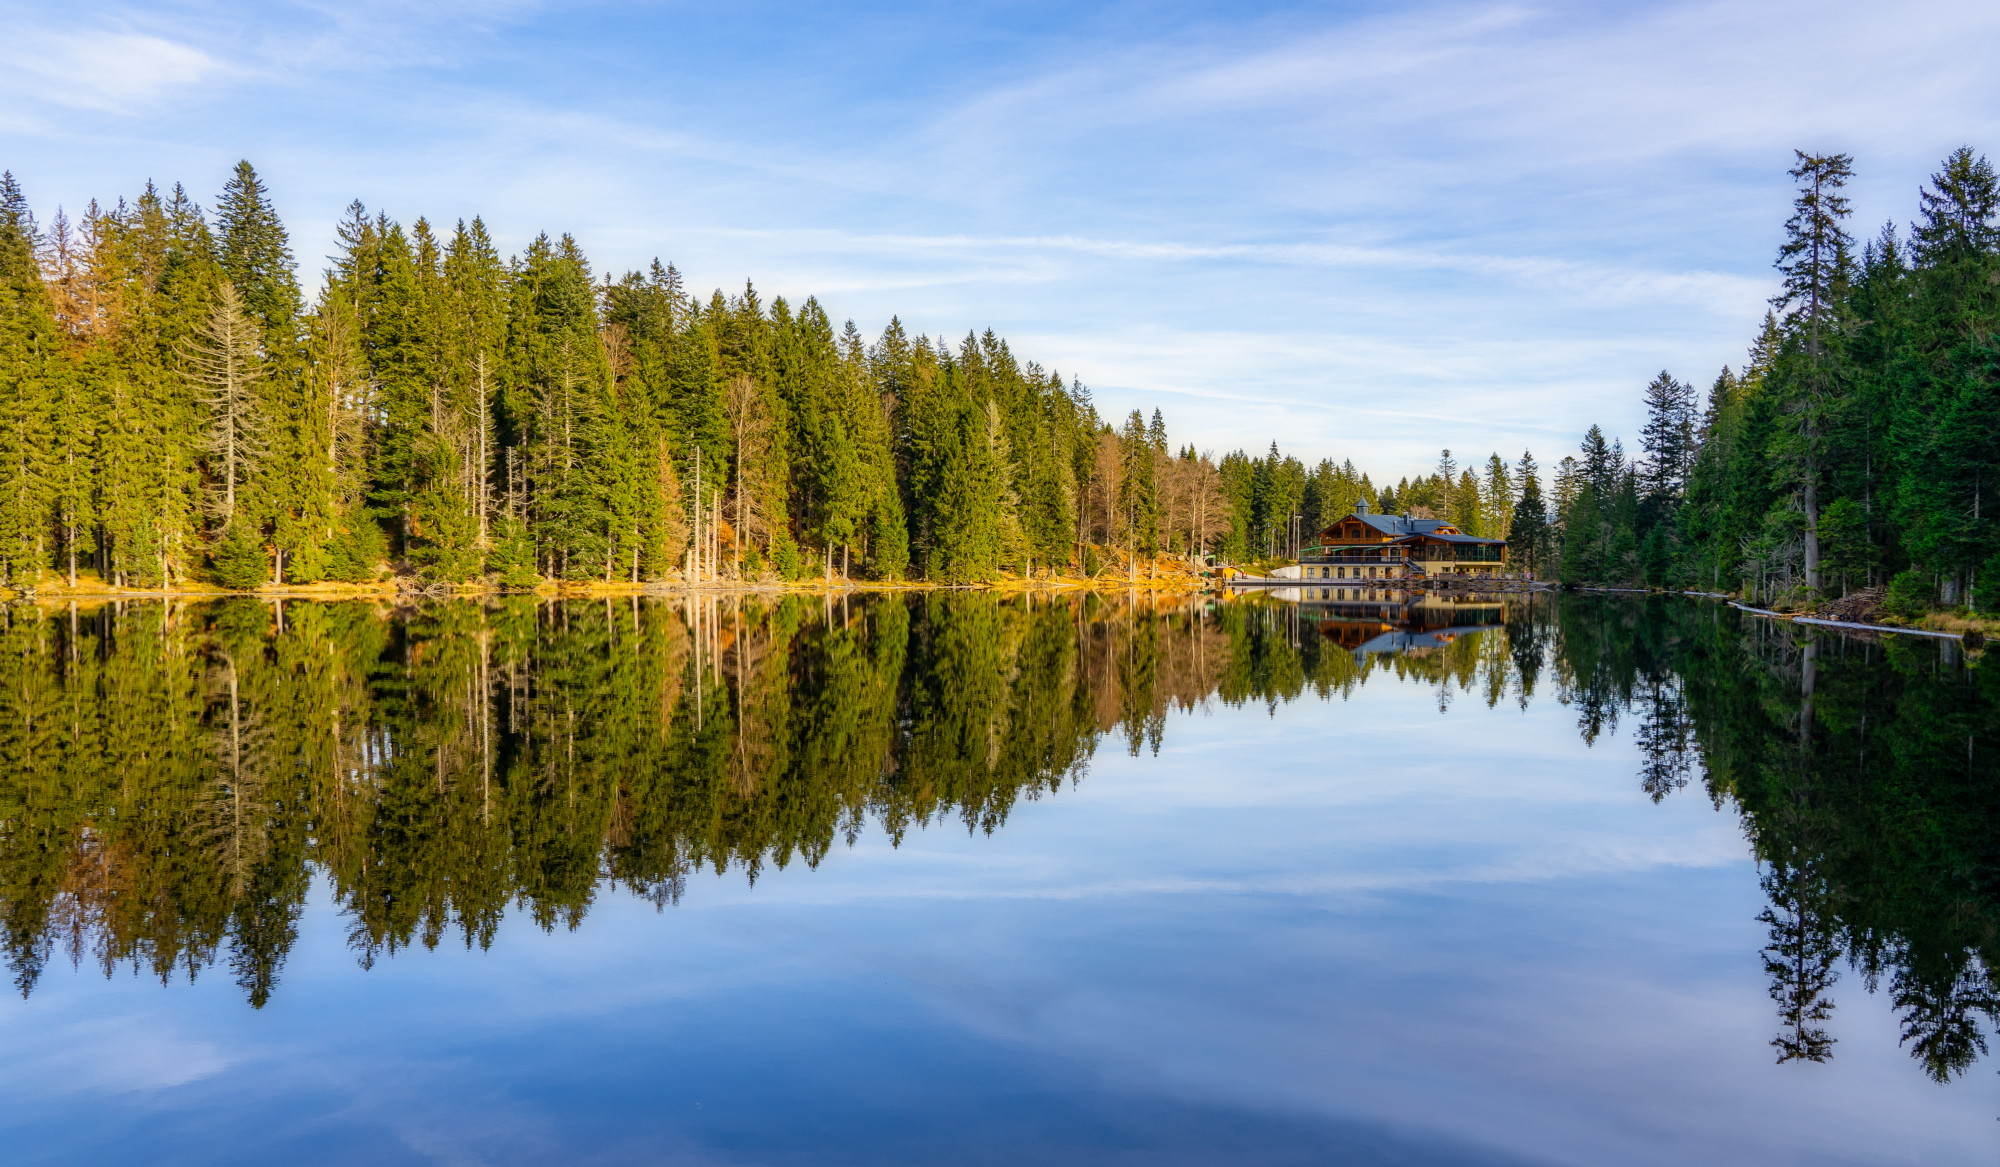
0, 572, 1234, 605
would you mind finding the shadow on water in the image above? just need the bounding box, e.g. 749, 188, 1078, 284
1, 589, 1995, 1087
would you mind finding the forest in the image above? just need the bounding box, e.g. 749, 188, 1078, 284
11, 146, 1986, 603
0, 162, 1546, 590
1548, 145, 2000, 611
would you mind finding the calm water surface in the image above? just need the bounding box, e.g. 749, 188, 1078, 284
0, 591, 1994, 1165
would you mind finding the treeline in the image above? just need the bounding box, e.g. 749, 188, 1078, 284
1547, 146, 2000, 608
0, 162, 1210, 587
0, 162, 1575, 587
1213, 445, 1544, 563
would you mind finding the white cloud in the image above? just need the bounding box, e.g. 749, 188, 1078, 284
1, 30, 220, 113
702, 226, 1769, 313
10, 1015, 231, 1094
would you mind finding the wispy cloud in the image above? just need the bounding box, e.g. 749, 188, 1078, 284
0, 30, 220, 113
704, 226, 1768, 312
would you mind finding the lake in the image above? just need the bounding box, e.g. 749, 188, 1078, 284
0, 590, 1992, 1165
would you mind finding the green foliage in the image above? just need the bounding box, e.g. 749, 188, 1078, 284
0, 159, 1563, 589
411, 486, 484, 582
1567, 148, 2000, 604
1975, 553, 2000, 613
325, 509, 388, 583
1886, 570, 1933, 618
771, 533, 803, 580
210, 523, 269, 589
489, 516, 538, 588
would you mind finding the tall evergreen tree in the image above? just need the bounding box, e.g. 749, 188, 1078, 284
0, 172, 57, 585
1507, 451, 1549, 577
1770, 151, 1856, 592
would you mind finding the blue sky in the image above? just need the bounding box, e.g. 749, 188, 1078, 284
3, 0, 1997, 480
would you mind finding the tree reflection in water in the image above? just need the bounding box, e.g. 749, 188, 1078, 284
0, 591, 1993, 1087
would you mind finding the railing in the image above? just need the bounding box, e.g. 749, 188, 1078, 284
1302, 544, 1506, 565
1300, 546, 1406, 563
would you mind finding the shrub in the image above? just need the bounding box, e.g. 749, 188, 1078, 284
489, 517, 540, 588
1974, 553, 2000, 614
325, 513, 389, 583
1771, 585, 1818, 613
1886, 570, 1933, 618
286, 539, 329, 584
210, 525, 269, 590
771, 536, 803, 581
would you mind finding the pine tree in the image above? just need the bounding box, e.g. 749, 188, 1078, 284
1560, 486, 1603, 584
1891, 148, 2000, 600
213, 162, 302, 353
1579, 426, 1617, 498
1771, 151, 1856, 592
1119, 411, 1159, 570
1638, 370, 1697, 506
1483, 453, 1514, 540
1451, 469, 1480, 535
0, 172, 57, 584
1508, 451, 1549, 577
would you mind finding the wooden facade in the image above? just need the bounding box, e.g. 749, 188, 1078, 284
1295, 501, 1508, 579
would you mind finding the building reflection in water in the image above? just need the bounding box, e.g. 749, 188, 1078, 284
1270, 585, 1507, 657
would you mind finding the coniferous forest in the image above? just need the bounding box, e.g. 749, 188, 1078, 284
0, 163, 1547, 590
9, 149, 1994, 600
1551, 146, 2000, 612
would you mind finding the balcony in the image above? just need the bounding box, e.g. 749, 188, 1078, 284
1303, 544, 1504, 566
1300, 546, 1405, 564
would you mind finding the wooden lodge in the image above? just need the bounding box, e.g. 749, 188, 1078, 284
1296, 499, 1509, 580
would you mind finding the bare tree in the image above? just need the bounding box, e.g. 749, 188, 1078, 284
1091, 432, 1122, 565
182, 283, 268, 527
725, 374, 770, 576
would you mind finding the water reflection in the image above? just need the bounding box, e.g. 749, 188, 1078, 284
0, 590, 1994, 1089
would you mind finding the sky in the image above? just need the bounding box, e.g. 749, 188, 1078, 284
3, 0, 1997, 481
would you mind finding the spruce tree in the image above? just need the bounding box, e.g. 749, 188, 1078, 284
1892, 148, 2000, 599
0, 172, 57, 584
1508, 452, 1549, 578
213, 162, 302, 352
1638, 370, 1696, 506
1771, 151, 1856, 592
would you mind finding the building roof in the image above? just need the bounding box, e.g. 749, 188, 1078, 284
1322, 512, 1507, 546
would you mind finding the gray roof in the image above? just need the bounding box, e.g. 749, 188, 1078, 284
1332, 512, 1506, 546
1350, 625, 1505, 657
